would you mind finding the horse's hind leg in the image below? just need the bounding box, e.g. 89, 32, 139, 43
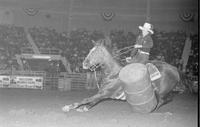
153, 92, 175, 111
151, 91, 163, 112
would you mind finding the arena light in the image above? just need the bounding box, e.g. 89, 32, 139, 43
32, 55, 51, 59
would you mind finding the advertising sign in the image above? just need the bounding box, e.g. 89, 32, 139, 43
0, 75, 10, 88
0, 75, 43, 89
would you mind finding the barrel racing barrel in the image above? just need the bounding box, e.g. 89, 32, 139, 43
119, 63, 157, 113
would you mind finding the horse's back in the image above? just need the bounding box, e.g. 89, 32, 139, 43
150, 60, 179, 75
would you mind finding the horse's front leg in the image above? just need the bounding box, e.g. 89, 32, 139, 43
62, 102, 80, 112
75, 78, 123, 112
76, 91, 110, 112
62, 78, 121, 112
62, 90, 110, 112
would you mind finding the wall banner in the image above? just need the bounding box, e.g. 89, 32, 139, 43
179, 10, 195, 22
23, 8, 39, 16
101, 11, 115, 21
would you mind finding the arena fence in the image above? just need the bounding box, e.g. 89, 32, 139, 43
0, 70, 102, 91
59, 73, 87, 91
0, 70, 197, 93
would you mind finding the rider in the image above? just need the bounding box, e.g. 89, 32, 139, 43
126, 22, 154, 64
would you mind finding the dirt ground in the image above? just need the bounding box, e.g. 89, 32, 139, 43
0, 88, 198, 127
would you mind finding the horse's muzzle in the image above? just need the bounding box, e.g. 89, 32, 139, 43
82, 63, 88, 69
82, 61, 90, 69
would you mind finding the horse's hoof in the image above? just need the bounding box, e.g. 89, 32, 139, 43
76, 106, 89, 112
62, 105, 72, 112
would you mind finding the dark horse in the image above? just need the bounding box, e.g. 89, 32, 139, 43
62, 39, 187, 112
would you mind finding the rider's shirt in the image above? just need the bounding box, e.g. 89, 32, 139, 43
135, 34, 153, 53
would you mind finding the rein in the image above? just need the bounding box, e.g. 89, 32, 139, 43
116, 45, 135, 55
113, 45, 135, 59
113, 45, 136, 62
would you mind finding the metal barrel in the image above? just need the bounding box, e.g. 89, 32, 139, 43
119, 63, 157, 113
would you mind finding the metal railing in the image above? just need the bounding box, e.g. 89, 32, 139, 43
39, 48, 61, 55
21, 47, 61, 55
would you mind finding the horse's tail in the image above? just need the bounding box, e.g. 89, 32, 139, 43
177, 70, 193, 93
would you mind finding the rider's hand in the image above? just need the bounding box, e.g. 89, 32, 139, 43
126, 57, 132, 63
134, 44, 142, 48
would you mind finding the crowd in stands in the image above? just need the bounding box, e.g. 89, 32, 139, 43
185, 34, 198, 79
28, 26, 60, 49
0, 24, 198, 79
0, 24, 29, 71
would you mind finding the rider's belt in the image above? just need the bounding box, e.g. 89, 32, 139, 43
138, 49, 149, 55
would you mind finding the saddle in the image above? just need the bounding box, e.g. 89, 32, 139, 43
146, 63, 161, 81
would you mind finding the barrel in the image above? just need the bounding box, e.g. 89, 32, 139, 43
119, 63, 157, 113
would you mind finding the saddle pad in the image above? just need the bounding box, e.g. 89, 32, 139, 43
146, 63, 161, 81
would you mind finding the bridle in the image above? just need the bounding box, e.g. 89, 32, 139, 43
88, 63, 102, 72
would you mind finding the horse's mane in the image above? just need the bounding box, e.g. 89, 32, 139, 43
94, 39, 124, 69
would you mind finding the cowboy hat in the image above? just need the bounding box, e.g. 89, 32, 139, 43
139, 22, 154, 34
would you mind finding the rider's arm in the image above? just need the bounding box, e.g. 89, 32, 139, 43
134, 35, 142, 48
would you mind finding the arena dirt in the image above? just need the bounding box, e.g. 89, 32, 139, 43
0, 89, 197, 127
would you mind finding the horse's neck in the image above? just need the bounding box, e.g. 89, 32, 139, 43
99, 46, 121, 77
103, 56, 121, 77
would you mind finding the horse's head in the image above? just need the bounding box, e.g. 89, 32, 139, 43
83, 40, 109, 71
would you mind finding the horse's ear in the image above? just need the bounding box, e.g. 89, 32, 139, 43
93, 39, 103, 46
100, 39, 105, 46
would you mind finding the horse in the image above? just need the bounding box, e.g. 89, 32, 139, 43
62, 39, 188, 112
